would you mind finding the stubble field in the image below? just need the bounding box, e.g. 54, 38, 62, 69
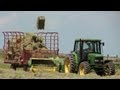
0, 60, 120, 79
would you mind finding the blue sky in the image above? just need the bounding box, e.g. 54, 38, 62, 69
0, 11, 120, 56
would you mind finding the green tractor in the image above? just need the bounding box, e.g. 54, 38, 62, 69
64, 39, 115, 76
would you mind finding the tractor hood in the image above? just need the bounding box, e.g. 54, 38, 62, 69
88, 53, 103, 58
88, 53, 103, 65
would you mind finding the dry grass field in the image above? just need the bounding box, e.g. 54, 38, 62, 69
0, 59, 120, 79
0, 49, 120, 79
0, 66, 120, 79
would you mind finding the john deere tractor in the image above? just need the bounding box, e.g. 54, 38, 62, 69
64, 39, 115, 76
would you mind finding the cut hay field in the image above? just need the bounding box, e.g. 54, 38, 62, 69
0, 58, 120, 79
0, 49, 120, 79
0, 65, 120, 79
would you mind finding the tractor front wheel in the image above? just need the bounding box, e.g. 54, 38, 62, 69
78, 61, 90, 76
104, 62, 115, 75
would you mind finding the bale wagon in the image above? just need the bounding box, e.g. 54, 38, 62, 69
2, 31, 65, 72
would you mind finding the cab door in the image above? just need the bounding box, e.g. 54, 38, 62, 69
74, 41, 81, 64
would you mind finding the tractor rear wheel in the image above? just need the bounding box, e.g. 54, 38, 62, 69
104, 62, 115, 75
78, 61, 90, 76
64, 54, 75, 73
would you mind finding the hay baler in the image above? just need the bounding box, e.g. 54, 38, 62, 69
2, 31, 65, 72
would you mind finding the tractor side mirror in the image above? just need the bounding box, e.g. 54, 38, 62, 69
101, 42, 104, 46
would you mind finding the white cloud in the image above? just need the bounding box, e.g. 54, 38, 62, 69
0, 12, 17, 26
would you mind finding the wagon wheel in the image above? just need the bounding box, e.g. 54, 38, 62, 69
10, 64, 17, 70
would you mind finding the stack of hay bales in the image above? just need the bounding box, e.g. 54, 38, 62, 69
23, 33, 47, 51
6, 32, 48, 61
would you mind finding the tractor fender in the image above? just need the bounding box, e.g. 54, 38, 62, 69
71, 52, 78, 64
104, 60, 112, 64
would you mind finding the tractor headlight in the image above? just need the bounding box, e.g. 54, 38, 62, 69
95, 60, 99, 62
95, 57, 104, 63
95, 59, 104, 64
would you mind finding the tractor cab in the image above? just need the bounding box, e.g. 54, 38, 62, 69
73, 39, 104, 63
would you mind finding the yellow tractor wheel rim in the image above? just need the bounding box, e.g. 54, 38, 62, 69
64, 59, 70, 73
79, 66, 85, 76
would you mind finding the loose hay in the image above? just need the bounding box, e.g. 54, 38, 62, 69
6, 32, 49, 61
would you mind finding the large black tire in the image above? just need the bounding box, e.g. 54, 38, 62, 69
104, 61, 115, 75
64, 54, 75, 73
78, 61, 90, 76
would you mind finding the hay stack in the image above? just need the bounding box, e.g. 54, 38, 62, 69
23, 33, 47, 50
6, 32, 48, 61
